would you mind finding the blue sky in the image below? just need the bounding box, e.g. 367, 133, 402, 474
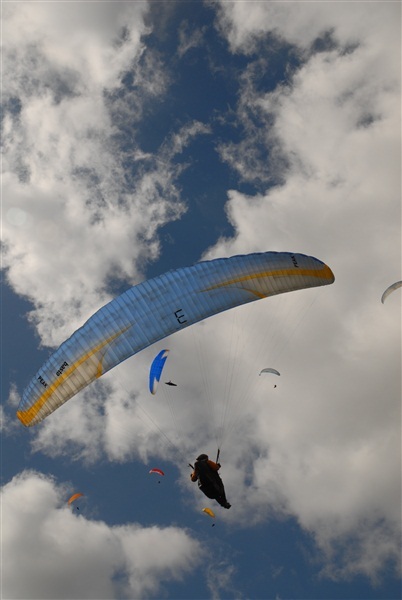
1, 1, 401, 599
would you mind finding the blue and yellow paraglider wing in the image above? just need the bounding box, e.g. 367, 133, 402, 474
17, 252, 334, 427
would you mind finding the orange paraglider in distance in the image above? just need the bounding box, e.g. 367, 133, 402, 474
68, 492, 84, 505
67, 492, 84, 510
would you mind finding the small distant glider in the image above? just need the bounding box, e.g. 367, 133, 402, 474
381, 281, 402, 304
259, 368, 280, 377
203, 507, 216, 526
149, 350, 169, 394
149, 468, 165, 477
165, 380, 177, 387
67, 492, 84, 510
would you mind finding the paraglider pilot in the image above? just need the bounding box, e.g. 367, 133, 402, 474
190, 454, 231, 509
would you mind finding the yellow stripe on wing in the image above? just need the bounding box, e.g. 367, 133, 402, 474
17, 328, 130, 427
202, 265, 334, 293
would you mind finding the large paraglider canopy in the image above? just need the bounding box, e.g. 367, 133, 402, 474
381, 281, 402, 304
17, 251, 334, 427
149, 350, 169, 394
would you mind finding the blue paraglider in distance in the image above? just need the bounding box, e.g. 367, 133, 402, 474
149, 350, 170, 394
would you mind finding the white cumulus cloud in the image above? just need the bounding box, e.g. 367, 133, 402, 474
1, 471, 203, 600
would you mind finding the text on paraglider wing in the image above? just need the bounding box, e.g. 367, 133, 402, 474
37, 375, 48, 387
290, 255, 299, 268
56, 361, 69, 376
174, 308, 187, 324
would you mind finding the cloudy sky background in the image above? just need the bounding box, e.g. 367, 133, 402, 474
1, 1, 401, 599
